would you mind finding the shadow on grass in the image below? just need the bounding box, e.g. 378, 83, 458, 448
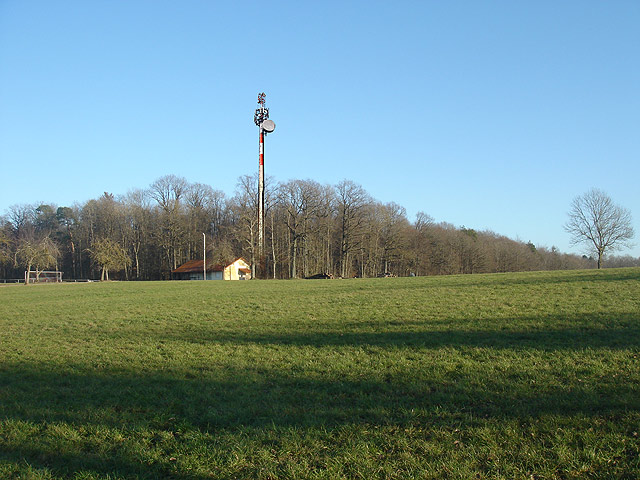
1, 356, 639, 477
2, 356, 638, 432
2, 314, 639, 477
418, 267, 640, 288
0, 442, 198, 480
154, 313, 640, 351
6, 316, 636, 431
177, 326, 640, 350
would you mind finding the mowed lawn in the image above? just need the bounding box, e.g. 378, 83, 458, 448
0, 269, 639, 479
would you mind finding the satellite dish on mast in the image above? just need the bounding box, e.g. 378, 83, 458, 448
262, 119, 275, 133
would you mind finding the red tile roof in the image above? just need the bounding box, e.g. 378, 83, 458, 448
172, 260, 224, 274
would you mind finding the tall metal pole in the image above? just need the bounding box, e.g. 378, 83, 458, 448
258, 123, 265, 257
254, 93, 274, 278
203, 232, 206, 280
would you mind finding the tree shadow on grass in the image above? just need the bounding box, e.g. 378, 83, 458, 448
419, 267, 640, 288
0, 443, 200, 480
2, 361, 638, 430
1, 338, 639, 477
1, 313, 639, 477
154, 312, 640, 351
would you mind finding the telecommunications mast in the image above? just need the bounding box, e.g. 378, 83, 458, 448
254, 92, 275, 276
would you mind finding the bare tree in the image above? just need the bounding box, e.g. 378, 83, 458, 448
149, 175, 189, 212
184, 183, 227, 261
7, 204, 35, 243
377, 202, 409, 275
88, 237, 131, 281
149, 175, 189, 273
5, 176, 625, 281
56, 206, 79, 279
277, 179, 323, 278
17, 236, 60, 284
564, 188, 634, 268
231, 174, 259, 278
123, 190, 152, 280
336, 180, 371, 277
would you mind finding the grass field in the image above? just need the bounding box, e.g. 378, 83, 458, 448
0, 269, 639, 479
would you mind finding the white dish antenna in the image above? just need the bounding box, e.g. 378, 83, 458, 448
262, 119, 275, 133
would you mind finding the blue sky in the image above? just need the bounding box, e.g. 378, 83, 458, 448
1, 1, 638, 257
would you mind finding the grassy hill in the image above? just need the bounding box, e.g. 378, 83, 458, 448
0, 269, 639, 479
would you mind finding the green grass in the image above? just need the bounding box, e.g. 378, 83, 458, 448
0, 269, 639, 479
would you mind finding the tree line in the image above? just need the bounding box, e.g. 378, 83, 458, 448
1, 175, 637, 281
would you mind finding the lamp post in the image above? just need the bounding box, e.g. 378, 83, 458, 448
253, 92, 275, 278
203, 232, 206, 280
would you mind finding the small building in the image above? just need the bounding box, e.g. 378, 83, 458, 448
172, 258, 252, 281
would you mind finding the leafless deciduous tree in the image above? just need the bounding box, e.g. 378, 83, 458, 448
150, 175, 189, 272
123, 189, 152, 280
564, 188, 634, 268
278, 179, 323, 278
336, 180, 371, 277
231, 174, 259, 278
17, 236, 60, 283
88, 237, 131, 281
3, 175, 630, 281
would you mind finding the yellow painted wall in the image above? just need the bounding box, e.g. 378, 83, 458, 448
223, 259, 252, 280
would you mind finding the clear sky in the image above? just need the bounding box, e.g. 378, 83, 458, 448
1, 1, 638, 257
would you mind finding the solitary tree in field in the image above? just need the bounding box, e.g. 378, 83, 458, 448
564, 188, 634, 269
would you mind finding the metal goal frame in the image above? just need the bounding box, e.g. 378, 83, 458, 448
24, 270, 63, 283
